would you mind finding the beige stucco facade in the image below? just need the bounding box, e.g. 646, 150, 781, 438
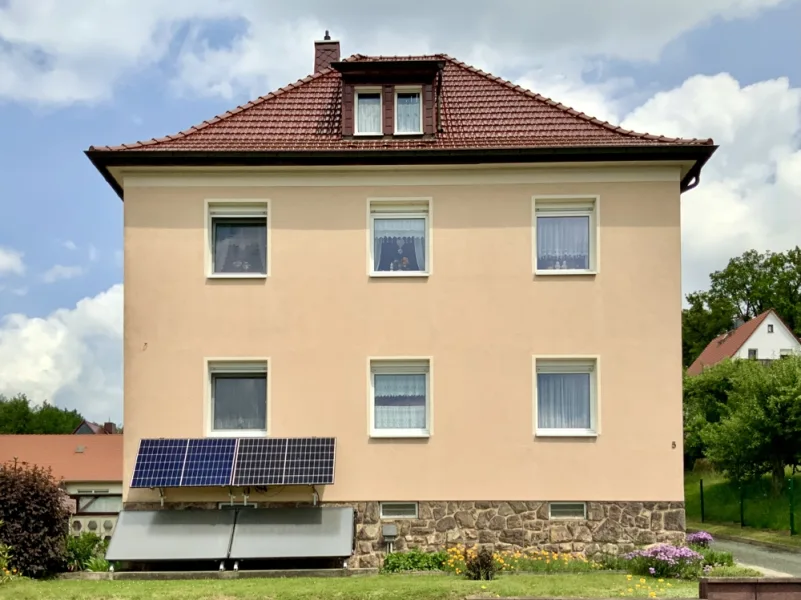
121, 164, 685, 506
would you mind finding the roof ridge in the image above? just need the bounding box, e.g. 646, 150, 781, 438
88, 68, 338, 152
440, 54, 713, 146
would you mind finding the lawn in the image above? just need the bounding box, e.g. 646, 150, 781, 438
685, 471, 801, 532
0, 573, 700, 600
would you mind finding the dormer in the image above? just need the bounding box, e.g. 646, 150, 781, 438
331, 59, 445, 139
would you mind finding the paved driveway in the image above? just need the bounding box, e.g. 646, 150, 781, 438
713, 538, 801, 577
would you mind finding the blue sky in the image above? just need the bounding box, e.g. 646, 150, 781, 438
0, 0, 799, 421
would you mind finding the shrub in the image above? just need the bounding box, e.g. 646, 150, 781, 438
0, 523, 19, 584
0, 460, 70, 577
686, 531, 714, 547
690, 544, 734, 568
624, 544, 704, 580
464, 546, 497, 581
85, 556, 111, 572
381, 549, 446, 573
445, 545, 599, 574
66, 532, 106, 572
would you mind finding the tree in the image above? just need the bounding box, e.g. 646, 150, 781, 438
682, 291, 734, 368
0, 459, 70, 577
701, 356, 801, 493
0, 394, 84, 434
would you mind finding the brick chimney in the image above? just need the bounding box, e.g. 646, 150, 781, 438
314, 30, 340, 73
103, 421, 117, 434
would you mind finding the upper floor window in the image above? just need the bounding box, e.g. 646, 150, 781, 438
534, 197, 597, 274
370, 359, 430, 438
535, 358, 597, 437
355, 89, 382, 135
209, 361, 268, 436
369, 198, 430, 276
395, 88, 422, 134
768, 324, 774, 333
748, 349, 758, 359
208, 202, 268, 277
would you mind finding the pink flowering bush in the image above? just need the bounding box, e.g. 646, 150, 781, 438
624, 544, 704, 580
686, 531, 714, 548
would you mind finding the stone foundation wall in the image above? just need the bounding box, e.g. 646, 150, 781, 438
124, 500, 685, 569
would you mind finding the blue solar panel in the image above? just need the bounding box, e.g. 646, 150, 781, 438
180, 438, 237, 487
232, 438, 288, 486
130, 439, 188, 488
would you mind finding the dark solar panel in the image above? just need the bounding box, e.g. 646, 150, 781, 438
180, 438, 238, 487
130, 439, 188, 488
284, 437, 335, 485
232, 438, 288, 486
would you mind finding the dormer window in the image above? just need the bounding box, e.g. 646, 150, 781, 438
355, 89, 382, 135
395, 88, 422, 135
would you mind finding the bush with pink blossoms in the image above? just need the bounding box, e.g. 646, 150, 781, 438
686, 531, 714, 548
624, 544, 704, 580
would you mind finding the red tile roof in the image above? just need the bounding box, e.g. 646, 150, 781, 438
687, 310, 774, 376
0, 435, 122, 483
89, 54, 713, 153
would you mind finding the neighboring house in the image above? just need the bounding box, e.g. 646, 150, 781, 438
687, 309, 801, 375
0, 435, 123, 539
73, 420, 119, 434
87, 35, 716, 568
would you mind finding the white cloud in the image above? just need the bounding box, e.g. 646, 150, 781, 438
0, 246, 25, 277
0, 0, 788, 104
42, 264, 84, 283
0, 284, 122, 422
62, 240, 77, 251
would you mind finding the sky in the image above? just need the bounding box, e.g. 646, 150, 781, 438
0, 0, 799, 423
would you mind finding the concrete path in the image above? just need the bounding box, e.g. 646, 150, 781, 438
713, 538, 801, 577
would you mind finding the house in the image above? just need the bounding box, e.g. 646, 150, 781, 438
73, 420, 119, 434
86, 34, 716, 568
687, 309, 801, 375
0, 435, 123, 539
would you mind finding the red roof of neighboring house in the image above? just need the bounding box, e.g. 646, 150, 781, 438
89, 54, 713, 154
687, 310, 775, 376
72, 420, 118, 434
0, 435, 122, 483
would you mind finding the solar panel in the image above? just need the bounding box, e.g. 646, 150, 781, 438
232, 438, 288, 486
284, 437, 335, 485
130, 439, 188, 488
180, 438, 237, 487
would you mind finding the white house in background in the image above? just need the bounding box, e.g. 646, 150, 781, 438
688, 309, 801, 375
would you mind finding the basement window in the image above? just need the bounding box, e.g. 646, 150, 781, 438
549, 502, 586, 520
380, 502, 418, 519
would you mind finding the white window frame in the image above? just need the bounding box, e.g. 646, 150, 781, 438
768, 324, 774, 333
354, 87, 383, 136
532, 195, 599, 276
549, 502, 587, 520
205, 359, 270, 438
369, 358, 432, 439
748, 348, 758, 359
380, 502, 419, 519
394, 86, 423, 135
205, 199, 270, 279
534, 356, 599, 438
368, 197, 432, 277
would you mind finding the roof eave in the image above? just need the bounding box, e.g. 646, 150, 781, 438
86, 144, 718, 200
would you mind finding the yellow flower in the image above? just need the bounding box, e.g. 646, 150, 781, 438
626, 575, 633, 580
640, 578, 646, 584
627, 589, 633, 593
658, 579, 664, 583
667, 583, 672, 587
481, 585, 486, 590
649, 593, 656, 598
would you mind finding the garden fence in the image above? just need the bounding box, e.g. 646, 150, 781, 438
698, 476, 797, 535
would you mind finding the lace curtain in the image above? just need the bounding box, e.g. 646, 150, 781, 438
373, 218, 426, 271
396, 93, 421, 133
214, 222, 267, 273
537, 372, 591, 429
536, 216, 589, 270
357, 94, 382, 133
374, 373, 427, 429
213, 375, 267, 430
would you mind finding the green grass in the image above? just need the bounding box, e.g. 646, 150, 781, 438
688, 520, 801, 550
0, 573, 700, 600
685, 471, 801, 531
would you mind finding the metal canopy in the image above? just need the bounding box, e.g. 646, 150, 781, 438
105, 510, 235, 562
229, 507, 354, 559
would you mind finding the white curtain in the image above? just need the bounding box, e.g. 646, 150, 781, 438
537, 373, 591, 429
374, 374, 426, 429
213, 375, 267, 430
536, 216, 589, 269
357, 94, 382, 133
396, 93, 421, 133
214, 223, 267, 273
373, 218, 426, 270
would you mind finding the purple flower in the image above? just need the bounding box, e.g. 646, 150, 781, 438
648, 567, 656, 575
687, 531, 714, 547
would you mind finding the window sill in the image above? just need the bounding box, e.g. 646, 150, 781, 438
370, 271, 430, 278
207, 273, 268, 279
394, 131, 424, 136
535, 270, 597, 276
370, 430, 430, 439
208, 430, 268, 438
535, 429, 597, 438
354, 132, 384, 137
